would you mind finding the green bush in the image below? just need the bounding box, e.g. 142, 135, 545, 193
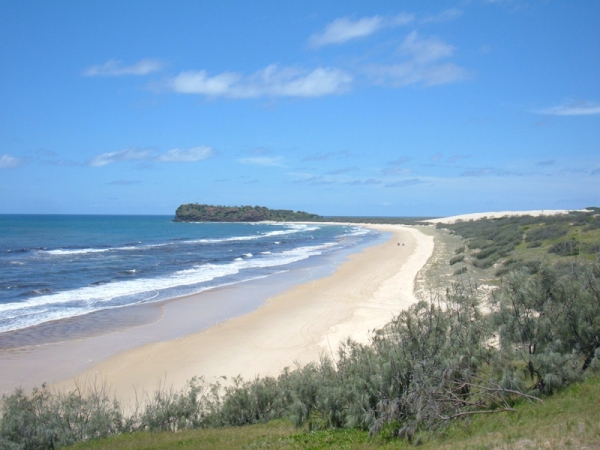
525, 224, 568, 242
453, 266, 467, 275
449, 255, 464, 265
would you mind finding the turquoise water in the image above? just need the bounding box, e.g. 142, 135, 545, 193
0, 215, 377, 334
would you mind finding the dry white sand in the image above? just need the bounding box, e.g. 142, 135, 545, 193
52, 224, 434, 404
424, 209, 587, 225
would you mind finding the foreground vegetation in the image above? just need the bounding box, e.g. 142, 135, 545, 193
2, 210, 599, 449
61, 374, 600, 449
2, 262, 599, 449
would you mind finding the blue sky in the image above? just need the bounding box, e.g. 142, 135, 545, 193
1, 0, 599, 217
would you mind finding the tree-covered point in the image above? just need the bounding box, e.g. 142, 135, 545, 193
174, 204, 323, 222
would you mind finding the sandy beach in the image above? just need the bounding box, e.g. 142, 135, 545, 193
0, 224, 433, 406
42, 224, 431, 404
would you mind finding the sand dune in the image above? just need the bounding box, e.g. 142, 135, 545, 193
424, 209, 587, 225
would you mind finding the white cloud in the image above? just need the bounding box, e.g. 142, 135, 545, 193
83, 59, 163, 77
89, 148, 155, 167
399, 31, 455, 63
0, 154, 20, 168
421, 9, 463, 23
309, 16, 383, 47
169, 64, 352, 98
157, 146, 214, 162
308, 14, 414, 47
535, 102, 600, 116
90, 146, 214, 166
368, 62, 467, 87
367, 31, 468, 87
238, 156, 285, 166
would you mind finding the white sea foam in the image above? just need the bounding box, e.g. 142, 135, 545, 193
0, 241, 336, 333
186, 223, 319, 244
43, 245, 139, 256
348, 226, 371, 237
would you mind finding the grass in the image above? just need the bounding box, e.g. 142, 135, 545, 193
65, 375, 600, 450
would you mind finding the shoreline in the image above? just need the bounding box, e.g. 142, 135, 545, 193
0, 224, 434, 404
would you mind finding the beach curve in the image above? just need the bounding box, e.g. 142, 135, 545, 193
50, 224, 434, 405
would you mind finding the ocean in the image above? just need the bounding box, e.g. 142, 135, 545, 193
0, 215, 380, 336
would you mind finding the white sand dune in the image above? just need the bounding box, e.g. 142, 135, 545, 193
423, 209, 588, 225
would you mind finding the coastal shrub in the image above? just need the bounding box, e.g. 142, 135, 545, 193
467, 238, 490, 250
217, 375, 285, 426
472, 255, 499, 269
525, 224, 568, 242
453, 266, 467, 275
455, 246, 465, 254
494, 258, 523, 276
583, 214, 600, 231
136, 377, 221, 431
548, 239, 580, 256
490, 262, 600, 394
449, 255, 464, 265
475, 245, 500, 260
0, 380, 125, 450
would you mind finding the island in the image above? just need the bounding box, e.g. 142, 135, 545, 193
174, 203, 323, 222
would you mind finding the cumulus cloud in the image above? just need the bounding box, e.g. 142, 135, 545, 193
89, 148, 155, 167
399, 31, 455, 63
0, 154, 20, 168
367, 31, 468, 87
90, 146, 214, 166
308, 13, 413, 47
83, 59, 163, 76
169, 64, 352, 98
535, 101, 600, 116
157, 146, 214, 162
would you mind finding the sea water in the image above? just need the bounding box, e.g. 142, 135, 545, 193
0, 215, 378, 334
